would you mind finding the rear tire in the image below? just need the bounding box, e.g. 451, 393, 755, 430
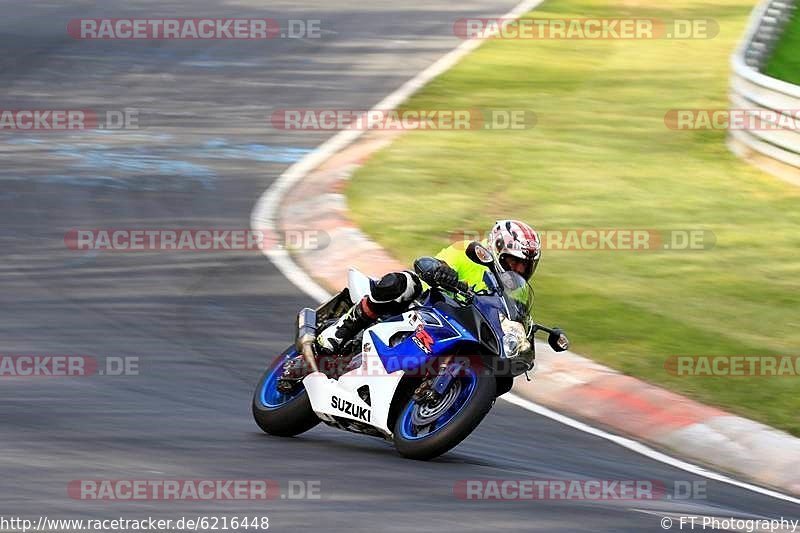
393, 369, 496, 460
252, 348, 320, 437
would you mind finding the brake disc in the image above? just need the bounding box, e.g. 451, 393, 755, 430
411, 380, 462, 426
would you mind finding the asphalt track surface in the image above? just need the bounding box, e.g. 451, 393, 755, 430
1, 1, 799, 532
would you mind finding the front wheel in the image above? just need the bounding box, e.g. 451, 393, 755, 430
393, 368, 496, 460
252, 347, 320, 437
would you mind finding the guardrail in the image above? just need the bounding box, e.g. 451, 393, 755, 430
728, 0, 800, 185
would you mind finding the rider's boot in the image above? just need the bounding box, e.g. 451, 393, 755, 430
277, 297, 377, 392
315, 272, 418, 355
277, 271, 420, 392
316, 297, 377, 355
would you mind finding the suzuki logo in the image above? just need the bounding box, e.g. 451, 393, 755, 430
412, 325, 434, 354
331, 395, 370, 422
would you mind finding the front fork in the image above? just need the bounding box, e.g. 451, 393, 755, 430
413, 356, 465, 403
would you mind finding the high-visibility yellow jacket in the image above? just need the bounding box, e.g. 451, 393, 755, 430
434, 240, 490, 291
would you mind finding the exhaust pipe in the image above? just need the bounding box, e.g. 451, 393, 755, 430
295, 308, 319, 373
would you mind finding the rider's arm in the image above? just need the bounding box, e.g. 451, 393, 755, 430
434, 241, 489, 291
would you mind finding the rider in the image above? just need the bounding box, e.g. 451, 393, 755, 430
318, 219, 541, 353
278, 220, 541, 387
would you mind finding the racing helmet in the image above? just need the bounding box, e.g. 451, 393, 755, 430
488, 220, 541, 280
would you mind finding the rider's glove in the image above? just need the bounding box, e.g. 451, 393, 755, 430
432, 263, 459, 288
414, 257, 459, 289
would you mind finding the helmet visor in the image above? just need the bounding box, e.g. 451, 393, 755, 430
500, 254, 538, 280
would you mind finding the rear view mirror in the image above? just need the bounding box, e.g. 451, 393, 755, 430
465, 241, 494, 267
548, 329, 569, 352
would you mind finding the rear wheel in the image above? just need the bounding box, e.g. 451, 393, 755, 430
252, 347, 320, 437
393, 367, 496, 460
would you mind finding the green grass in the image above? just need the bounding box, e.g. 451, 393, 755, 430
765, 7, 800, 84
347, 0, 800, 435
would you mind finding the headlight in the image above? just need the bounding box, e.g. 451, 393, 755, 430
500, 317, 531, 358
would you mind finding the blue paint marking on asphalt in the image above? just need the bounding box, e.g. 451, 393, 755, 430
51, 147, 217, 191
39, 175, 131, 189
194, 139, 311, 163
63, 250, 99, 267
5, 138, 46, 145
3, 137, 311, 190
55, 147, 215, 176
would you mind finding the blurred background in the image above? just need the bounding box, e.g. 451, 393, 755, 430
1, 0, 798, 529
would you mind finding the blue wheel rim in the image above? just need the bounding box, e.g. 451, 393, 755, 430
259, 351, 306, 409
398, 369, 478, 440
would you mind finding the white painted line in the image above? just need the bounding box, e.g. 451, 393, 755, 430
249, 0, 800, 508
501, 393, 800, 506
250, 0, 545, 303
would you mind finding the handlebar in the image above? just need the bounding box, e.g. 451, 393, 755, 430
436, 278, 473, 299
531, 323, 555, 335
455, 280, 471, 295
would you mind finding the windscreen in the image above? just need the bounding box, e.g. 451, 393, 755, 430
498, 271, 534, 328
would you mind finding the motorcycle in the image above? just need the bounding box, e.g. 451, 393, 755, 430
252, 242, 569, 460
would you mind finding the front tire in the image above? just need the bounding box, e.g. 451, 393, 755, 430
252, 348, 320, 437
393, 368, 496, 460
